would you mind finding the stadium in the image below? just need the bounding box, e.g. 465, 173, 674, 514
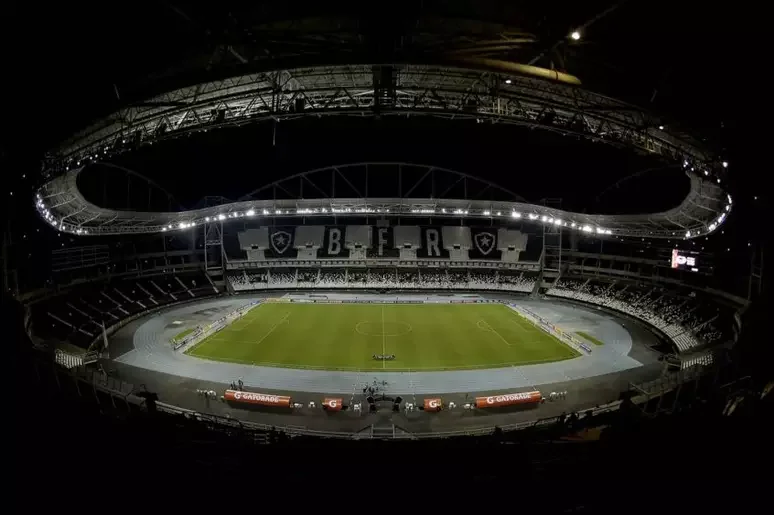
33, 158, 711, 436
5, 1, 770, 494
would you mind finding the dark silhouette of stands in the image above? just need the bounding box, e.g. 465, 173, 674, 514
29, 270, 215, 349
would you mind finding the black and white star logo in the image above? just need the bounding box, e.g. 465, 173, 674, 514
271, 231, 292, 253
474, 231, 496, 255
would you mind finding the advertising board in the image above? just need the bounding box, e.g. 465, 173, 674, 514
424, 398, 443, 412
474, 391, 543, 408
322, 398, 343, 411
224, 390, 292, 408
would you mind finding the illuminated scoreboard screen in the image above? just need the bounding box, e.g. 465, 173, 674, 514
671, 249, 702, 272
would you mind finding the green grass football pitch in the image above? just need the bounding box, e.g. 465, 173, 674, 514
186, 303, 580, 371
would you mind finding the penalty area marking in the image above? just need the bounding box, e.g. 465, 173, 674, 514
230, 304, 266, 332
252, 312, 291, 347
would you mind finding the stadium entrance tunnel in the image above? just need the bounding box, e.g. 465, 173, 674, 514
355, 321, 413, 337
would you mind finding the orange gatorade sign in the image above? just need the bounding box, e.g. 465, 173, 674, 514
224, 390, 292, 408
424, 398, 443, 412
475, 391, 542, 408
322, 398, 343, 411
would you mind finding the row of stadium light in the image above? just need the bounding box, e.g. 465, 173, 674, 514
34, 192, 91, 235
685, 194, 732, 239
407, 208, 613, 234
33, 190, 728, 240
191, 206, 616, 236
30, 193, 612, 238
59, 137, 141, 174
527, 212, 613, 235
160, 206, 396, 231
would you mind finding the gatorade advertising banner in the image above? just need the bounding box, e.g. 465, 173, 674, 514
224, 390, 292, 408
424, 398, 443, 412
322, 398, 343, 411
475, 391, 542, 408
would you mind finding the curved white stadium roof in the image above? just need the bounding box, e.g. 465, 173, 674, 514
36, 166, 731, 240
36, 64, 732, 240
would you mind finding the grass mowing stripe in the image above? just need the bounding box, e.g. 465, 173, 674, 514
381, 304, 386, 369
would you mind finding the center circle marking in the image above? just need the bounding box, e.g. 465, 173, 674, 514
355, 321, 413, 337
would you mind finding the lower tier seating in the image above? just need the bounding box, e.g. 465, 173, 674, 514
546, 277, 731, 352
31, 271, 217, 349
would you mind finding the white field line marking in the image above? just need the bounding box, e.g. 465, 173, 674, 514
477, 319, 513, 347
232, 305, 265, 331
253, 312, 290, 347
232, 313, 260, 331
502, 309, 578, 357
381, 305, 386, 369
506, 305, 582, 355
475, 322, 566, 356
